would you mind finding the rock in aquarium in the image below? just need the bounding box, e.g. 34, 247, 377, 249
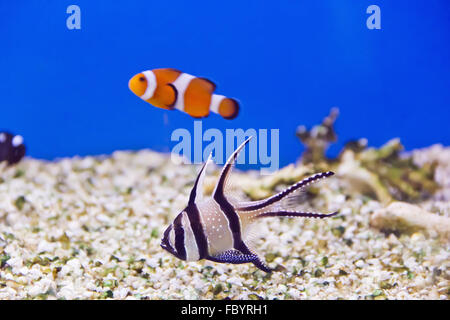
0, 131, 26, 165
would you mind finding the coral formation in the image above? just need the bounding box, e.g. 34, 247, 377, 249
295, 109, 439, 203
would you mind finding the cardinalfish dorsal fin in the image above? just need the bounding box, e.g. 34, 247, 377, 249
188, 153, 212, 205
213, 137, 252, 200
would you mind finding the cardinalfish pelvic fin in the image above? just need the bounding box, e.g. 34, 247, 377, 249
160, 137, 338, 272
128, 68, 239, 119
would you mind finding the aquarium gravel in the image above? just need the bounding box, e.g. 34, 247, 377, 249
0, 147, 449, 300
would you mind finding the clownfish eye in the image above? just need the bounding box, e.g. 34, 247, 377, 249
139, 76, 146, 82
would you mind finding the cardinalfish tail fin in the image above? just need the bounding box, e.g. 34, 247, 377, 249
256, 211, 339, 219
246, 172, 338, 221
210, 94, 239, 120
238, 172, 335, 213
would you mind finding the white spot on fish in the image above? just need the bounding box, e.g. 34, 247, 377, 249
12, 135, 23, 147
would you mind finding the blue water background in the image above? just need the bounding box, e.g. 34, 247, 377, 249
1, 1, 449, 169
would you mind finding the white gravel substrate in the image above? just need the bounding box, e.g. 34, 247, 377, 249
0, 148, 448, 300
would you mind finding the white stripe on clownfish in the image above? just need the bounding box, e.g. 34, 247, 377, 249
171, 73, 196, 112
140, 70, 157, 101
209, 94, 225, 115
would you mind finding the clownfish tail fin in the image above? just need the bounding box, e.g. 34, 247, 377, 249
220, 97, 239, 120
210, 94, 239, 120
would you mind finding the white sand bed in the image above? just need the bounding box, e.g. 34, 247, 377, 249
0, 149, 448, 300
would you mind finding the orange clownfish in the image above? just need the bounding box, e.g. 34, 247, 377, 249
128, 68, 239, 119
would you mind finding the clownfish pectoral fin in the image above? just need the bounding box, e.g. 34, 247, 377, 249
188, 153, 212, 205
196, 77, 217, 92
161, 83, 178, 108
207, 250, 272, 273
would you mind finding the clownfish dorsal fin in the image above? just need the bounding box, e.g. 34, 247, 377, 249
197, 77, 217, 92
166, 68, 182, 74
213, 137, 252, 200
188, 153, 213, 205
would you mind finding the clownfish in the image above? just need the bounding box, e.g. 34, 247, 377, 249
160, 137, 338, 272
0, 132, 26, 166
128, 68, 239, 119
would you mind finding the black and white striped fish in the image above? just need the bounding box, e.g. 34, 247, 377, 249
160, 137, 338, 272
0, 132, 26, 165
